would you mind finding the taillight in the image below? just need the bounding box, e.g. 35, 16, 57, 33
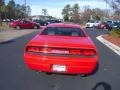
69, 50, 81, 55
26, 46, 68, 54
26, 46, 96, 56
81, 49, 96, 56
69, 49, 96, 56
26, 46, 42, 53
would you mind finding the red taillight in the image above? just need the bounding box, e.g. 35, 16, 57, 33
26, 46, 96, 56
81, 49, 96, 56
26, 46, 68, 54
69, 49, 96, 56
69, 50, 81, 55
26, 46, 41, 53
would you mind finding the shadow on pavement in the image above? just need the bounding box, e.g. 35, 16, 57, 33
0, 40, 15, 44
92, 82, 111, 90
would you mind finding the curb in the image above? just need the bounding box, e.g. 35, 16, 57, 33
96, 35, 120, 56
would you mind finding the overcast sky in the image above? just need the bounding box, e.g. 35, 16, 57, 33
6, 0, 111, 18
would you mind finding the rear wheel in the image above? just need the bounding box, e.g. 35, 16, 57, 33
103, 26, 106, 29
34, 26, 38, 29
16, 26, 20, 30
44, 24, 47, 26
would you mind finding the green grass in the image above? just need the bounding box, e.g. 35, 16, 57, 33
109, 28, 120, 38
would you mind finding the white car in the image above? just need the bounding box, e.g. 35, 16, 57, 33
86, 21, 100, 28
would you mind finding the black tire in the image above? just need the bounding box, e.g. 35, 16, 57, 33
34, 25, 38, 29
44, 24, 47, 26
103, 26, 106, 29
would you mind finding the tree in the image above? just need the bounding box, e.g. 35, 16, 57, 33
91, 8, 108, 21
81, 5, 92, 23
26, 5, 31, 16
80, 6, 110, 23
15, 4, 31, 19
1, 5, 8, 19
105, 0, 120, 20
0, 0, 31, 24
62, 4, 71, 21
0, 0, 5, 26
15, 4, 25, 19
15, 4, 22, 18
42, 9, 48, 16
0, 0, 4, 6
104, 0, 120, 10
72, 3, 80, 23
21, 5, 26, 18
7, 0, 15, 19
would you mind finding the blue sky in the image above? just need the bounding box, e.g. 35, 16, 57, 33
5, 0, 110, 18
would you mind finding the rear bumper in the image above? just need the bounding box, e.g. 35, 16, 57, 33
24, 53, 98, 74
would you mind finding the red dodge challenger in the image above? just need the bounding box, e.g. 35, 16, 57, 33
24, 23, 98, 75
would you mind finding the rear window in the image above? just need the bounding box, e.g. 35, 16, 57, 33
41, 27, 85, 37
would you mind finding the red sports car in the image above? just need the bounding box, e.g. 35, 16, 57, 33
9, 20, 40, 29
24, 23, 98, 75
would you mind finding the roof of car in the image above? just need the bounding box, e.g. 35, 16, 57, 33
47, 23, 82, 28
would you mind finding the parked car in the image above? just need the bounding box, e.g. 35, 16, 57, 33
33, 19, 47, 26
4, 19, 10, 22
9, 20, 40, 29
97, 22, 111, 29
106, 20, 114, 26
86, 20, 100, 28
46, 19, 62, 25
110, 22, 120, 29
24, 23, 98, 76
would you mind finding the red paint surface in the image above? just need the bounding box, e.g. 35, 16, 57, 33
9, 20, 39, 29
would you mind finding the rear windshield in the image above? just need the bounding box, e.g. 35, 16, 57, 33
41, 27, 85, 37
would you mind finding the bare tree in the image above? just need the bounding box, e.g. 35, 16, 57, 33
81, 5, 92, 23
105, 0, 120, 20
91, 8, 109, 21
42, 9, 48, 16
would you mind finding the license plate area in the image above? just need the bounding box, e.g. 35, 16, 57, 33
52, 65, 66, 72
51, 50, 69, 54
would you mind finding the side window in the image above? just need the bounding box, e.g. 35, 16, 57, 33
23, 21, 30, 23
